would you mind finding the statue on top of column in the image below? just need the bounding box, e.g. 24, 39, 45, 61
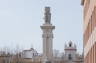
45, 7, 51, 24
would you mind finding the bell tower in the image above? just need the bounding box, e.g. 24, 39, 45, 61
64, 41, 77, 61
41, 7, 55, 62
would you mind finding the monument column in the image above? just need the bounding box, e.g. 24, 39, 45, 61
41, 7, 55, 63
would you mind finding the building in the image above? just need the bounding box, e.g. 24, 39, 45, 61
63, 41, 83, 63
64, 41, 77, 61
52, 41, 83, 63
21, 48, 38, 59
81, 0, 96, 63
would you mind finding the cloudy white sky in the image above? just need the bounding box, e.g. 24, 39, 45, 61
0, 0, 83, 53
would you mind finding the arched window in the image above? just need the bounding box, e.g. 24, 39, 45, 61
69, 43, 72, 47
68, 54, 72, 60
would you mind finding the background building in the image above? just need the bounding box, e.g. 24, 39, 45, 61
81, 0, 96, 63
52, 41, 83, 63
64, 41, 77, 61
63, 41, 83, 63
21, 48, 38, 59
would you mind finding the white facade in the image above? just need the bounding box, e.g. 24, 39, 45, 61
21, 48, 38, 59
64, 41, 77, 61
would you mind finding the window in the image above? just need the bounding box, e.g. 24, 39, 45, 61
68, 54, 72, 60
69, 43, 72, 47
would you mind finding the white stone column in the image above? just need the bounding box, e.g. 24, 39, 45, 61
41, 7, 55, 63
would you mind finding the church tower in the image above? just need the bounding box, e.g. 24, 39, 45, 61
41, 7, 55, 62
64, 41, 77, 61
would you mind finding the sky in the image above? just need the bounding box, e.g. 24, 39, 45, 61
0, 0, 83, 54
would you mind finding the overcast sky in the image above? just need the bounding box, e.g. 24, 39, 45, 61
0, 0, 83, 54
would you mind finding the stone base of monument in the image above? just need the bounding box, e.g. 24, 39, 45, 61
43, 60, 51, 63
42, 57, 52, 63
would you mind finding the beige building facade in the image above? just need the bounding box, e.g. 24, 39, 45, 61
81, 0, 96, 63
